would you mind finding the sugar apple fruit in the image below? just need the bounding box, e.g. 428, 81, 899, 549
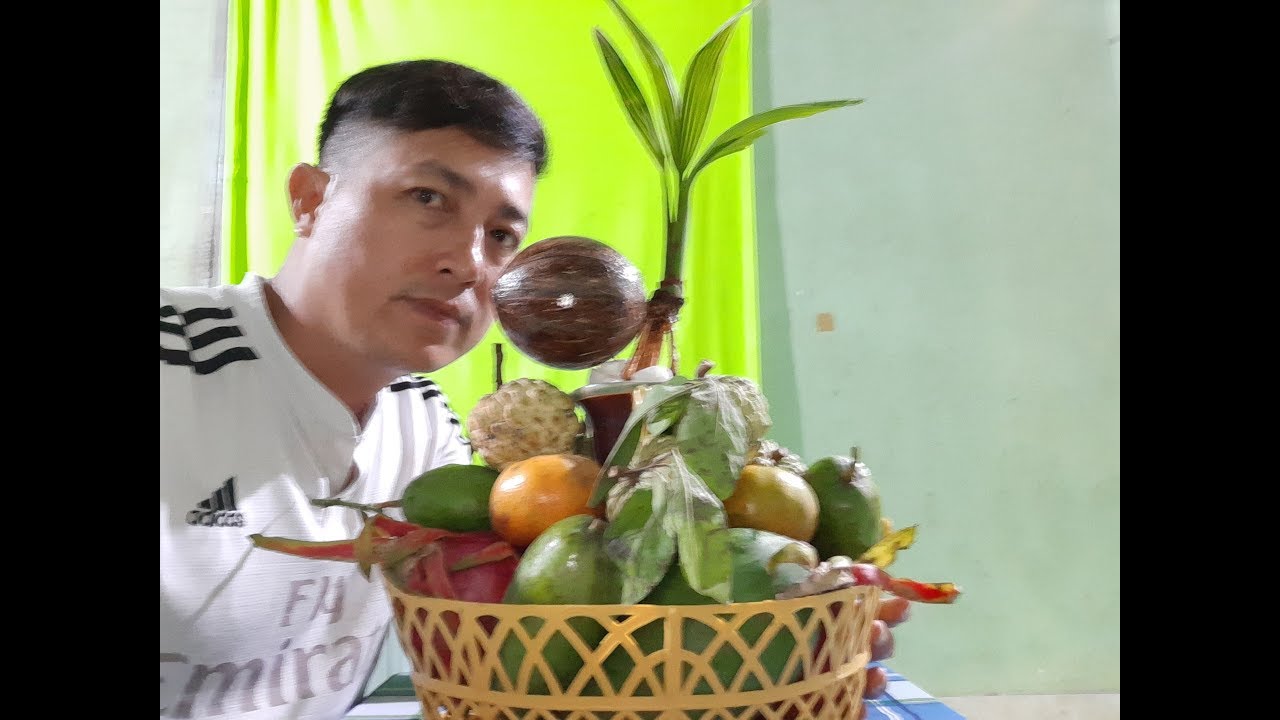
466, 378, 583, 471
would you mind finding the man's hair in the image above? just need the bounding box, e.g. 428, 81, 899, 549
317, 59, 548, 175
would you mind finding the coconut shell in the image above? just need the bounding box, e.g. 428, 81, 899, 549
492, 236, 647, 370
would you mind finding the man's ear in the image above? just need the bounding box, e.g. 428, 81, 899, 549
287, 163, 330, 237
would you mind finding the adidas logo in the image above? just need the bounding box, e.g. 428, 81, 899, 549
186, 478, 246, 527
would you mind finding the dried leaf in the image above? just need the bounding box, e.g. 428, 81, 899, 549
353, 519, 379, 580
858, 524, 918, 569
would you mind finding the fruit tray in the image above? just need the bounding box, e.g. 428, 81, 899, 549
383, 572, 881, 720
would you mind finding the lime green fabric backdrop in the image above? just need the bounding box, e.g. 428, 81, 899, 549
222, 0, 760, 424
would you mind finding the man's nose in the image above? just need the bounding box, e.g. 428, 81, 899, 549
435, 225, 484, 287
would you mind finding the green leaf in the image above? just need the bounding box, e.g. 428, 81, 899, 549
662, 450, 733, 603
645, 398, 686, 436
674, 1, 757, 169
688, 100, 864, 179
594, 28, 666, 169
674, 379, 751, 500
603, 477, 677, 604
770, 562, 814, 597
686, 129, 765, 182
589, 377, 694, 505
604, 0, 681, 157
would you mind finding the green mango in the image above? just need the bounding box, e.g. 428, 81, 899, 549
498, 515, 622, 695
401, 463, 499, 532
804, 447, 882, 560
602, 528, 819, 695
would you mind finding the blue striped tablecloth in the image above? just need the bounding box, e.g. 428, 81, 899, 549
345, 664, 966, 719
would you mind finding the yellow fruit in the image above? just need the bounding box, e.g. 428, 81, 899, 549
489, 454, 604, 548
722, 464, 820, 542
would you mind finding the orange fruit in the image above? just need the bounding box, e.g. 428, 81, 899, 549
722, 464, 820, 542
488, 453, 605, 548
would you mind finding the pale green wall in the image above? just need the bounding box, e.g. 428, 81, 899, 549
753, 0, 1120, 698
159, 0, 227, 288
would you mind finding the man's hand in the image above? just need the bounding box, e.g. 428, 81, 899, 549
860, 594, 911, 719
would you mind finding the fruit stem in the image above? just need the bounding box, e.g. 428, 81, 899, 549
622, 287, 683, 379
662, 181, 692, 294
623, 179, 692, 380
494, 343, 504, 391
311, 497, 403, 514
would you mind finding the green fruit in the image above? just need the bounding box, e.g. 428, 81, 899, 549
603, 528, 820, 695
499, 515, 622, 695
804, 447, 882, 560
401, 463, 499, 532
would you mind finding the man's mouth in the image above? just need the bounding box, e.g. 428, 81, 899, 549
400, 297, 463, 326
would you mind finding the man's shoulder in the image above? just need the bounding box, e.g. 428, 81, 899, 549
160, 282, 263, 379
378, 374, 472, 466
381, 375, 459, 415
160, 280, 252, 314
380, 375, 467, 433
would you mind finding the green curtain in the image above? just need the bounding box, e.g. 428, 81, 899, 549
222, 0, 761, 424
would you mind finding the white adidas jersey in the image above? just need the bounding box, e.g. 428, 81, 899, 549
160, 273, 471, 719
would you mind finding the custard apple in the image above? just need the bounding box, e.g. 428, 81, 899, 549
466, 378, 583, 471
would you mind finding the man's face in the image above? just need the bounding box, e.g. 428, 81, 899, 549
290, 126, 536, 374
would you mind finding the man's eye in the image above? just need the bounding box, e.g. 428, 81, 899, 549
414, 189, 443, 206
491, 229, 519, 249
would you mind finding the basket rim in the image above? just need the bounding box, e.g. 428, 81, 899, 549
380, 573, 879, 612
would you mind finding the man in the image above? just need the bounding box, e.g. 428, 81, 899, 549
160, 59, 906, 720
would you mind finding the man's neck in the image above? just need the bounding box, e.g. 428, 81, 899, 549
262, 280, 390, 425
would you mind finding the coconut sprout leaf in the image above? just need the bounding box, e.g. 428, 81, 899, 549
689, 100, 863, 179
603, 475, 677, 604
589, 377, 695, 505
602, 0, 681, 219
674, 378, 750, 500
662, 449, 733, 603
594, 28, 665, 168
675, 0, 757, 169
687, 129, 765, 182
605, 0, 680, 151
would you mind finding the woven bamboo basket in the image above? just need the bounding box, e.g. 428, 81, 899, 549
382, 573, 880, 720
